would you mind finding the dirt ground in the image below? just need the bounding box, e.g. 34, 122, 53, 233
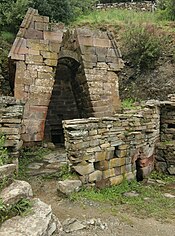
29, 178, 175, 236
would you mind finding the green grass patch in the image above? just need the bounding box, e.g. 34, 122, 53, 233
121, 98, 139, 110
70, 177, 175, 220
72, 9, 167, 27
0, 198, 32, 225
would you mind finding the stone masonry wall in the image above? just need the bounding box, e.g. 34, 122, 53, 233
156, 95, 175, 175
0, 96, 23, 159
63, 102, 160, 187
9, 8, 64, 143
9, 9, 123, 144
96, 1, 155, 12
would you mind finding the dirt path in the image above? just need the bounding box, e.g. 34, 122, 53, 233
29, 178, 175, 236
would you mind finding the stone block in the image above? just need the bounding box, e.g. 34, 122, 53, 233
82, 54, 97, 63
49, 42, 61, 53
95, 160, 108, 171
115, 149, 127, 158
34, 22, 49, 31
109, 158, 125, 168
26, 54, 43, 64
95, 151, 107, 161
57, 179, 82, 195
44, 59, 57, 66
27, 64, 53, 73
37, 71, 54, 80
73, 162, 94, 175
78, 36, 93, 46
102, 168, 115, 179
89, 170, 102, 182
24, 28, 43, 39
93, 38, 111, 47
44, 31, 63, 42
33, 15, 49, 23
109, 175, 123, 186
40, 51, 58, 60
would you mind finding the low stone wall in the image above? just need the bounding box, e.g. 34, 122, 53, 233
63, 102, 160, 187
96, 1, 155, 12
0, 96, 24, 159
155, 95, 175, 174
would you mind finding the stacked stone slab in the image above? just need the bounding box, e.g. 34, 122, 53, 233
156, 95, 175, 174
9, 8, 64, 143
63, 102, 160, 187
0, 96, 23, 159
9, 9, 123, 144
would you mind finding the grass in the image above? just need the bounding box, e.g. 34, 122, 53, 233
0, 198, 32, 225
18, 146, 52, 179
72, 9, 168, 27
70, 173, 175, 220
121, 98, 139, 110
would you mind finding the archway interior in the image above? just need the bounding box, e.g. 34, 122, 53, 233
44, 57, 80, 145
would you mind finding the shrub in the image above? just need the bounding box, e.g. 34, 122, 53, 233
122, 24, 167, 72
157, 0, 175, 21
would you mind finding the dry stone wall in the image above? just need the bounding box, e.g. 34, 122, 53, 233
96, 1, 155, 11
63, 102, 160, 187
156, 95, 175, 175
0, 96, 23, 158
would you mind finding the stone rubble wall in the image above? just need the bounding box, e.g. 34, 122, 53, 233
156, 95, 175, 175
0, 96, 24, 159
96, 1, 156, 12
63, 103, 160, 187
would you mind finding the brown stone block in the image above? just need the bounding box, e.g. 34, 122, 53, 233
26, 54, 43, 64
73, 162, 94, 175
115, 149, 127, 158
35, 78, 54, 87
44, 31, 63, 42
49, 42, 61, 53
44, 59, 57, 66
27, 65, 53, 73
109, 158, 125, 168
40, 51, 58, 60
93, 38, 111, 48
0, 127, 20, 135
95, 160, 108, 170
34, 22, 48, 31
29, 93, 50, 106
102, 168, 115, 179
109, 175, 123, 186
10, 54, 25, 61
37, 71, 54, 80
89, 170, 102, 182
24, 29, 43, 40
82, 54, 97, 63
77, 36, 93, 46
26, 39, 49, 51
33, 15, 49, 23
30, 85, 53, 94
28, 49, 40, 55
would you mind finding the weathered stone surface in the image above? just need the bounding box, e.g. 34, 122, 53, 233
0, 198, 62, 236
62, 218, 86, 233
73, 162, 94, 175
0, 164, 16, 181
57, 179, 82, 195
0, 180, 33, 205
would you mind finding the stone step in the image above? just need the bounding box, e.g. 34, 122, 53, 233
0, 180, 33, 205
0, 198, 62, 236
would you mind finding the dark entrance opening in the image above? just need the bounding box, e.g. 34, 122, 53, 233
44, 57, 80, 145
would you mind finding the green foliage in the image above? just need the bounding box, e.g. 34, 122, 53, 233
0, 198, 32, 224
0, 135, 9, 166
0, 0, 31, 33
122, 24, 167, 72
157, 0, 175, 21
121, 98, 137, 109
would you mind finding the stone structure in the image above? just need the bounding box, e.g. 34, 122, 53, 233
96, 1, 156, 12
63, 103, 160, 187
9, 8, 123, 144
156, 95, 175, 175
0, 96, 23, 159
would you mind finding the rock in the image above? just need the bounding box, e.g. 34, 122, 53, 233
73, 162, 94, 175
28, 162, 44, 170
43, 150, 67, 164
57, 180, 82, 195
168, 166, 175, 175
0, 180, 33, 205
63, 218, 86, 233
163, 193, 175, 198
0, 198, 62, 236
0, 164, 16, 181
123, 191, 139, 197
